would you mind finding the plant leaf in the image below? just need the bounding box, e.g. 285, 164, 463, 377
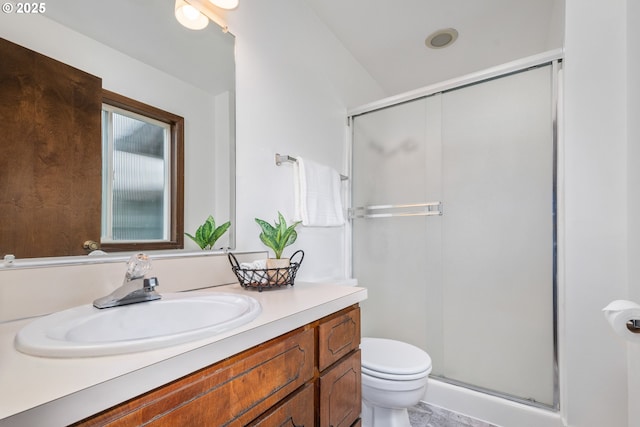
255, 218, 276, 236
209, 221, 231, 248
277, 212, 287, 239
259, 232, 277, 251
284, 228, 298, 247
185, 232, 205, 250
206, 215, 216, 231
201, 218, 213, 240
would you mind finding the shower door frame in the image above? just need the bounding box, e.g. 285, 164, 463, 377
345, 50, 563, 411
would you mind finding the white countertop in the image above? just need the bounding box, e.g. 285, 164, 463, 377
0, 282, 367, 427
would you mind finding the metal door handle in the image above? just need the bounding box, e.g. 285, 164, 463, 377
83, 240, 100, 251
349, 202, 442, 219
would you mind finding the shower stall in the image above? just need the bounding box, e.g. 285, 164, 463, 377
349, 57, 560, 410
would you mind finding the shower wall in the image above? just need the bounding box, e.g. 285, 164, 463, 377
351, 65, 556, 407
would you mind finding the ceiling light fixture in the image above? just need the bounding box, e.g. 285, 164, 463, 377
209, 0, 239, 9
175, 0, 209, 30
175, 0, 234, 32
425, 28, 459, 49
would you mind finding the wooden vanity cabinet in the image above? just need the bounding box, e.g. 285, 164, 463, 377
72, 304, 361, 427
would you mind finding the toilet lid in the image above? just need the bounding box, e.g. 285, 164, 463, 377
361, 337, 432, 378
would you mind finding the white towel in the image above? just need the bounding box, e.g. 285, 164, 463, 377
239, 259, 267, 270
239, 259, 268, 284
294, 157, 345, 227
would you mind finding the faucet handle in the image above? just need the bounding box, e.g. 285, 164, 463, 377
126, 253, 151, 279
143, 277, 159, 291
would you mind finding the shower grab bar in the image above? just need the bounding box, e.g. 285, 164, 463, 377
349, 202, 442, 219
275, 153, 348, 181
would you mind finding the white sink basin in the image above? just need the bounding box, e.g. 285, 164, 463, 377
15, 292, 261, 358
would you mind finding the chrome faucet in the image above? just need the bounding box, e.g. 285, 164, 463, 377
93, 253, 161, 309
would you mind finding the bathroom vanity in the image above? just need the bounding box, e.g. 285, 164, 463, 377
0, 282, 366, 426
74, 305, 361, 426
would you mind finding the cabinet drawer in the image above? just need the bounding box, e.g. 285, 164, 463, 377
248, 383, 315, 426
74, 327, 315, 427
318, 306, 361, 371
319, 349, 361, 427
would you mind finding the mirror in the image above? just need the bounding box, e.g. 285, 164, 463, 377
0, 0, 235, 261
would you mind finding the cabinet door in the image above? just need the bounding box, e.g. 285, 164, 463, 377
249, 383, 315, 427
318, 306, 361, 371
319, 350, 361, 427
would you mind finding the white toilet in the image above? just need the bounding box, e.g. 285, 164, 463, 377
360, 337, 432, 427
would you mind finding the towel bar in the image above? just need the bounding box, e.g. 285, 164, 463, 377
275, 153, 348, 181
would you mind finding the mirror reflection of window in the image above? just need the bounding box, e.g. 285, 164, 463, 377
101, 106, 171, 242
100, 90, 185, 252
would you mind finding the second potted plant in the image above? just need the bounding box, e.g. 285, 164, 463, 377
255, 212, 302, 282
185, 215, 231, 250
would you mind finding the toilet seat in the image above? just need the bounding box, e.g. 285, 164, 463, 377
362, 365, 430, 381
361, 337, 432, 381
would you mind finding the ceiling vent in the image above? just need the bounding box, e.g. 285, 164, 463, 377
425, 28, 459, 49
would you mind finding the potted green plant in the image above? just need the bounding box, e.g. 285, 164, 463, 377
185, 215, 231, 250
255, 212, 301, 274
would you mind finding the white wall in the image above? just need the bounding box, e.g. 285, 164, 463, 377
227, 0, 384, 280
562, 0, 630, 426
627, 0, 640, 425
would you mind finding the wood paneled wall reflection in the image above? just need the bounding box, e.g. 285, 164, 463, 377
0, 37, 102, 258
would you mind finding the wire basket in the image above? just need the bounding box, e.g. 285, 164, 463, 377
228, 250, 304, 291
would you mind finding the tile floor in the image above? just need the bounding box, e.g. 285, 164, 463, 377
408, 402, 499, 427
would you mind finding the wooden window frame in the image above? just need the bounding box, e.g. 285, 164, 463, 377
100, 89, 184, 252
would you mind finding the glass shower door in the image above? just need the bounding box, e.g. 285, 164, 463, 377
351, 64, 556, 407
351, 95, 445, 361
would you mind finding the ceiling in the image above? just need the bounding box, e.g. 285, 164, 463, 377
304, 0, 564, 96
43, 0, 564, 99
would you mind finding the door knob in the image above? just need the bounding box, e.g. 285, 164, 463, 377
83, 240, 100, 251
